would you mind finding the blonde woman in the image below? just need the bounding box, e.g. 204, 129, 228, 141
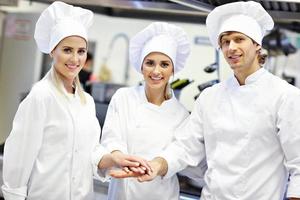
101, 22, 191, 200
1, 2, 149, 200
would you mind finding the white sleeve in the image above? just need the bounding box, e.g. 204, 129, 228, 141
92, 144, 110, 182
178, 157, 207, 186
277, 88, 300, 198
100, 91, 128, 154
159, 98, 206, 178
88, 97, 111, 181
1, 90, 46, 200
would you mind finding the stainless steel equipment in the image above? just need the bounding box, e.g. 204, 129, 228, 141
0, 12, 41, 144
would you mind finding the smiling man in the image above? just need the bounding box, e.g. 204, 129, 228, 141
112, 1, 300, 200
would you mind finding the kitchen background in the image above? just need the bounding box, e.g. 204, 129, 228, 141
1, 0, 300, 199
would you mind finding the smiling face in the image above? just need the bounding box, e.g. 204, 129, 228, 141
219, 32, 261, 77
141, 52, 174, 91
51, 36, 87, 85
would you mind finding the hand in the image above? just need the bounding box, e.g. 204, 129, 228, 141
109, 167, 143, 178
136, 157, 168, 182
109, 157, 168, 182
98, 151, 151, 173
111, 151, 152, 173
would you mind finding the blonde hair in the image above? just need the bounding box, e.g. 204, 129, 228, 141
164, 71, 174, 100
50, 66, 87, 104
164, 83, 172, 100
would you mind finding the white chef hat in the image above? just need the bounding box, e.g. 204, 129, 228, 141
206, 1, 274, 49
129, 22, 190, 74
34, 1, 93, 54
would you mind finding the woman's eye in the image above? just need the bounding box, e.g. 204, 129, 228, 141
161, 62, 169, 68
145, 61, 154, 66
78, 49, 86, 55
63, 48, 72, 53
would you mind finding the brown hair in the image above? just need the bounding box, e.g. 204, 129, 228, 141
257, 48, 268, 65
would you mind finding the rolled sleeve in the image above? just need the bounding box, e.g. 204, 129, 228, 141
92, 144, 111, 182
1, 185, 27, 200
287, 176, 300, 198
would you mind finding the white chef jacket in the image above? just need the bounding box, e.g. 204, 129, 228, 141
101, 85, 189, 200
160, 68, 300, 200
1, 71, 107, 200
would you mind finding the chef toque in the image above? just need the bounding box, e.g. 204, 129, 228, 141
34, 1, 93, 54
130, 22, 190, 74
206, 1, 274, 49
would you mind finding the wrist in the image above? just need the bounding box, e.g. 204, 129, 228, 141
110, 150, 123, 166
152, 157, 168, 177
98, 153, 114, 169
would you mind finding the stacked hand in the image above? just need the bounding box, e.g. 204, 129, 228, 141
109, 157, 168, 182
98, 150, 152, 176
110, 150, 152, 175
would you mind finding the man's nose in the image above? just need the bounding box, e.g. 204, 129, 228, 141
228, 40, 237, 50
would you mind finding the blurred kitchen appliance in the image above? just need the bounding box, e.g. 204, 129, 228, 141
0, 0, 18, 6
91, 82, 125, 104
171, 78, 194, 99
198, 79, 220, 92
0, 12, 41, 144
171, 78, 194, 90
194, 79, 220, 100
91, 82, 125, 136
263, 29, 297, 56
194, 50, 220, 100
263, 28, 298, 86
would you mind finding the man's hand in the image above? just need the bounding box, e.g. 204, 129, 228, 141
137, 157, 168, 182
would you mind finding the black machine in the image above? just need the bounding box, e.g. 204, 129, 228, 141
91, 82, 125, 137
